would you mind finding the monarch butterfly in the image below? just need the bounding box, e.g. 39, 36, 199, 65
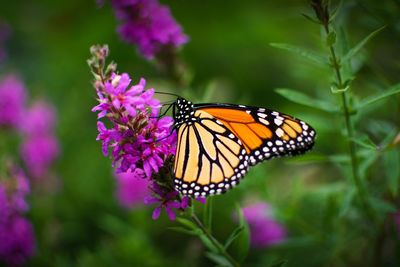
171, 97, 316, 197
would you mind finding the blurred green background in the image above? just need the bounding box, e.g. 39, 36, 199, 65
1, 0, 400, 266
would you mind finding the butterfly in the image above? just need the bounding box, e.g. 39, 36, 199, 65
171, 97, 316, 198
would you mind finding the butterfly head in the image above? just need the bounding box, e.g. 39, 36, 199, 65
173, 97, 195, 125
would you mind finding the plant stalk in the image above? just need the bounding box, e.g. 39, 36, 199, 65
191, 213, 240, 267
322, 24, 374, 220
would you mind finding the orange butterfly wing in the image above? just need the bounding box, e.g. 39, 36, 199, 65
172, 98, 316, 197
197, 105, 315, 165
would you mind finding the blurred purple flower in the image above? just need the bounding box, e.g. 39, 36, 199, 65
20, 135, 59, 179
0, 169, 35, 266
115, 169, 150, 208
242, 202, 287, 248
20, 101, 59, 179
19, 101, 56, 136
0, 74, 26, 128
111, 0, 188, 58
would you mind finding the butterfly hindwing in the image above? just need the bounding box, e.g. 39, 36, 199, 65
173, 108, 249, 197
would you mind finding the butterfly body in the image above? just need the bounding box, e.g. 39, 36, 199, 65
172, 97, 315, 197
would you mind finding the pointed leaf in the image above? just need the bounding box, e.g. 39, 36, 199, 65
326, 31, 337, 47
270, 43, 327, 65
342, 26, 386, 62
199, 234, 219, 254
228, 206, 250, 263
356, 83, 400, 109
203, 197, 213, 232
224, 226, 244, 249
384, 150, 400, 196
351, 135, 378, 150
369, 196, 397, 213
302, 13, 320, 24
205, 252, 233, 267
339, 188, 356, 218
275, 88, 339, 112
268, 260, 288, 267
176, 217, 198, 231
168, 226, 202, 236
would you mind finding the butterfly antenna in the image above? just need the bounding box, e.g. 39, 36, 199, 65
150, 101, 175, 119
161, 100, 175, 106
153, 130, 176, 143
154, 91, 181, 98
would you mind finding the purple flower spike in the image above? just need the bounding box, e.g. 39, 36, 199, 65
0, 169, 35, 266
20, 135, 59, 179
111, 0, 188, 58
93, 73, 176, 177
0, 74, 26, 128
19, 101, 56, 136
242, 202, 287, 248
19, 100, 59, 179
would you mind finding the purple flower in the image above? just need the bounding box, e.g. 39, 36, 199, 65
19, 101, 56, 136
19, 100, 59, 179
20, 135, 59, 179
0, 169, 35, 266
242, 202, 287, 248
115, 169, 150, 208
144, 182, 183, 221
0, 74, 26, 128
93, 73, 176, 176
111, 0, 188, 58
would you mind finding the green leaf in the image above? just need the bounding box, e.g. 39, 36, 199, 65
228, 206, 250, 263
203, 197, 213, 232
342, 26, 386, 62
168, 226, 202, 236
270, 43, 327, 65
224, 226, 244, 249
205, 252, 233, 267
369, 196, 397, 213
275, 88, 338, 112
359, 151, 379, 180
339, 188, 356, 218
326, 31, 337, 46
356, 83, 400, 109
351, 135, 378, 150
329, 0, 343, 23
384, 150, 400, 196
268, 260, 288, 267
176, 217, 198, 231
199, 235, 219, 254
301, 13, 320, 24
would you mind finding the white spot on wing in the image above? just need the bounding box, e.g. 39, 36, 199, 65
259, 118, 269, 125
275, 128, 284, 137
274, 119, 283, 126
257, 113, 267, 118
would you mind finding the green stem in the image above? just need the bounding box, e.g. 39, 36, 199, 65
191, 213, 240, 267
323, 24, 373, 219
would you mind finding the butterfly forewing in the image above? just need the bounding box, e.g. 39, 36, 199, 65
195, 104, 315, 165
